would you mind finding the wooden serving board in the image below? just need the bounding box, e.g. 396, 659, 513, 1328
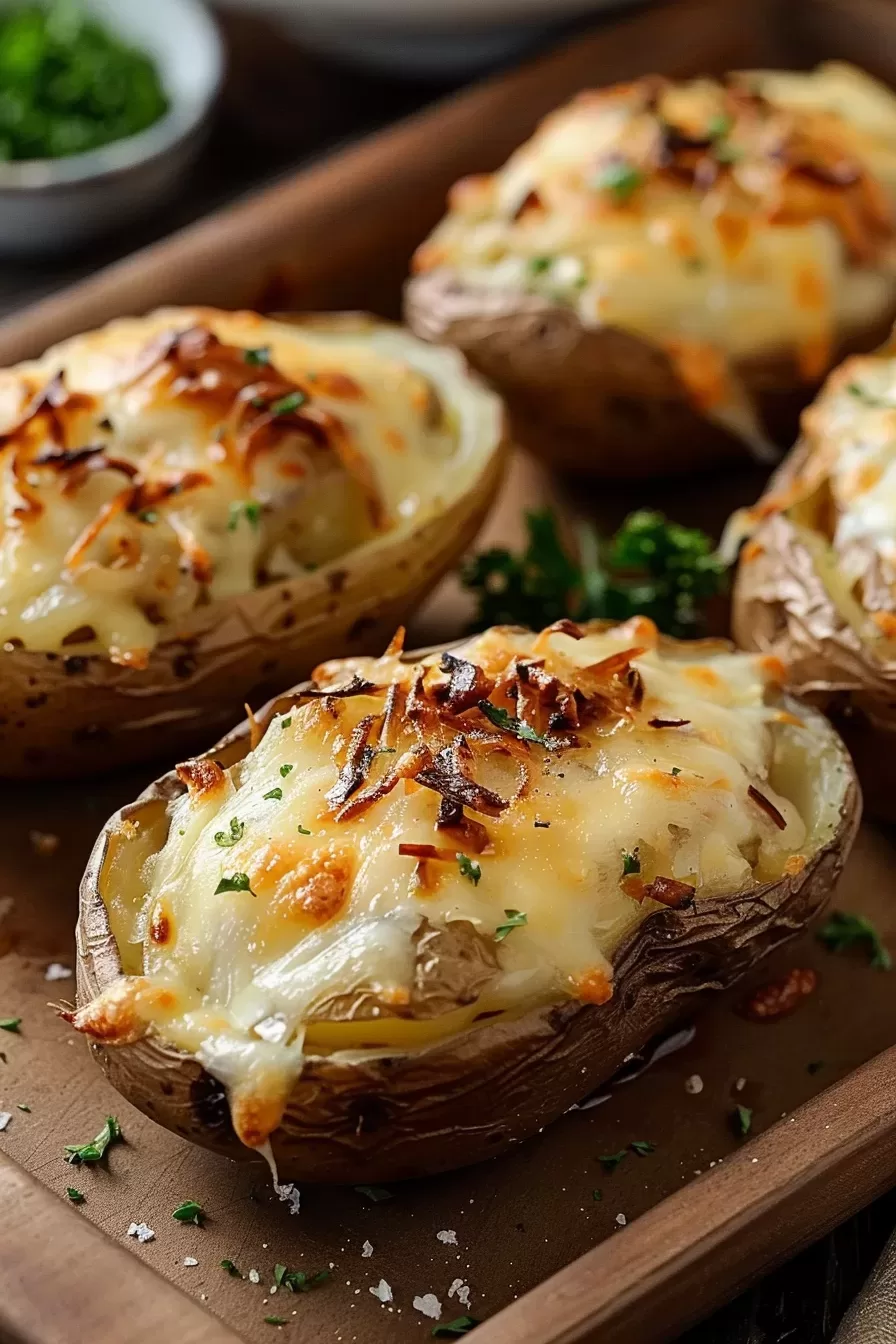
2, 2, 896, 1342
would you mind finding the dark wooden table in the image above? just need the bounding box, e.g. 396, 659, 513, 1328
4, 8, 891, 1341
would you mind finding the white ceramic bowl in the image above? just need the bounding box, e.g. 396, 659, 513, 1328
0, 0, 224, 256
216, 0, 626, 77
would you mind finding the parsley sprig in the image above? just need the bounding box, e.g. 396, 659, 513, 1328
214, 817, 244, 849
273, 1263, 331, 1293
494, 909, 527, 942
817, 911, 891, 970
462, 509, 725, 638
477, 700, 550, 747
64, 1115, 122, 1165
457, 854, 481, 886
173, 1199, 205, 1225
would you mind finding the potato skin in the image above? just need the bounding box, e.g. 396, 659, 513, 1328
0, 315, 507, 779
733, 443, 896, 822
405, 270, 896, 481
75, 670, 859, 1184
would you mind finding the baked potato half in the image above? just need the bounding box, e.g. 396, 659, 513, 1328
70, 618, 858, 1183
0, 307, 506, 777
732, 337, 896, 821
406, 63, 896, 479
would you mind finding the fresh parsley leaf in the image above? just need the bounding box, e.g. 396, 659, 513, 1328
622, 850, 640, 876
215, 873, 255, 896
279, 764, 294, 777
457, 853, 481, 886
354, 1184, 393, 1202
670, 767, 682, 777
0, 1018, 20, 1032
733, 1104, 753, 1136
630, 1140, 655, 1156
527, 255, 553, 275
263, 788, 283, 801
297, 825, 311, 836
599, 1150, 628, 1172
172, 1199, 205, 1225
433, 1320, 481, 1338
494, 909, 527, 942
593, 159, 644, 202
214, 817, 244, 849
227, 500, 262, 532
462, 509, 725, 639
281, 716, 292, 729
270, 391, 308, 418
17, 1103, 29, 1112
264, 1316, 287, 1325
66, 1187, 85, 1203
817, 910, 891, 970
273, 1264, 331, 1293
244, 346, 271, 366
592, 1189, 602, 1201
64, 1115, 122, 1165
477, 700, 549, 746
220, 1259, 242, 1276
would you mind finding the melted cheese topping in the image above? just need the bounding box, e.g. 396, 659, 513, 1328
412, 63, 896, 451
0, 308, 492, 664
85, 620, 830, 1150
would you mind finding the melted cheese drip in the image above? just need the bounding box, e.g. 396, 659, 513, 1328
413, 63, 896, 453
0, 309, 485, 662
101, 624, 815, 1144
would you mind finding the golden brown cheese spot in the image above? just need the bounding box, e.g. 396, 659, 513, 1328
662, 339, 732, 414
149, 901, 173, 946
312, 370, 365, 401
384, 427, 406, 453
783, 853, 807, 875
65, 975, 174, 1045
682, 664, 722, 691
230, 1088, 289, 1150
741, 539, 765, 563
176, 757, 227, 801
265, 842, 354, 926
872, 611, 896, 638
713, 212, 752, 262
572, 968, 613, 1005
758, 654, 787, 685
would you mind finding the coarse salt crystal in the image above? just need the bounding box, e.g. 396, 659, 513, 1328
448, 1279, 471, 1307
0, 1113, 11, 1132
413, 1294, 442, 1320
184, 1257, 199, 1267
615, 1214, 627, 1227
45, 963, 72, 981
685, 1074, 703, 1094
370, 1280, 393, 1304
361, 1241, 374, 1258
249, 1269, 260, 1284
436, 1230, 457, 1245
735, 1077, 746, 1092
127, 1222, 155, 1242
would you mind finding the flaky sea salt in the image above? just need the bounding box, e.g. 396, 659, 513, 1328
361, 1241, 374, 1258
436, 1230, 457, 1245
45, 963, 72, 981
249, 1269, 260, 1284
0, 1113, 11, 1132
127, 1222, 155, 1242
413, 1294, 442, 1320
615, 1214, 627, 1227
685, 1074, 704, 1094
184, 1257, 199, 1267
370, 1280, 393, 1304
448, 1279, 471, 1308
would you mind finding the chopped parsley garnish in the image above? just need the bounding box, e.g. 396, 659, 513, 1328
227, 500, 262, 532
263, 787, 283, 802
220, 1259, 242, 1276
527, 255, 553, 275
64, 1115, 121, 1165
214, 817, 244, 849
66, 1187, 84, 1203
297, 825, 311, 836
599, 1150, 627, 1172
215, 873, 255, 896
622, 850, 640, 876
244, 346, 271, 366
433, 1321, 481, 1338
845, 383, 895, 409
264, 1316, 287, 1326
270, 391, 308, 418
354, 1184, 393, 1202
592, 1189, 602, 1201
494, 909, 527, 942
279, 764, 294, 777
273, 1264, 331, 1292
477, 700, 549, 746
670, 767, 682, 777
817, 910, 892, 970
17, 1103, 29, 1112
593, 159, 644, 203
137, 509, 158, 524
172, 1199, 205, 1225
462, 508, 725, 639
630, 1140, 655, 1156
281, 716, 292, 730
0, 1017, 20, 1033
457, 853, 481, 886
733, 1104, 753, 1136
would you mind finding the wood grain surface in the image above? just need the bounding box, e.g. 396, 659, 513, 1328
0, 2, 895, 1342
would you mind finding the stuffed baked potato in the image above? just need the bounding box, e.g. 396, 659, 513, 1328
0, 307, 506, 777
407, 63, 896, 479
732, 336, 896, 821
69, 617, 858, 1182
